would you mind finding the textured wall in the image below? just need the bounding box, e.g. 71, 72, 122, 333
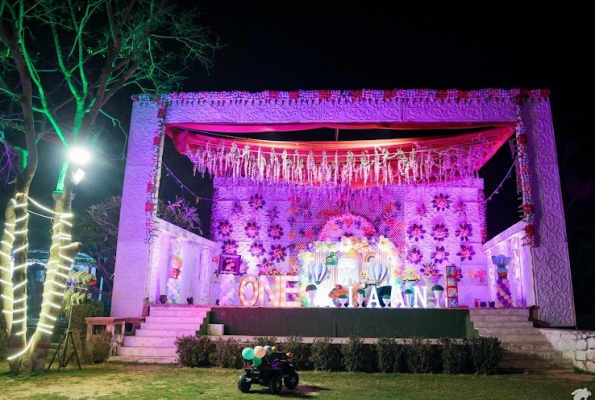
523, 100, 575, 326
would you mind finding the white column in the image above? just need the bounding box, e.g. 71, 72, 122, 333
112, 102, 163, 317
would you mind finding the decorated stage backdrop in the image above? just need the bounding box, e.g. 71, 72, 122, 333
210, 177, 488, 307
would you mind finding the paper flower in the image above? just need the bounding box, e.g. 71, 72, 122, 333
248, 194, 266, 210
455, 223, 472, 241
406, 248, 422, 264
420, 262, 443, 277
457, 245, 476, 262
268, 224, 284, 240
249, 241, 265, 257
266, 206, 280, 221
269, 244, 287, 263
407, 223, 426, 242
432, 193, 451, 211
430, 224, 449, 241
221, 239, 238, 255
431, 246, 450, 264
244, 222, 260, 239
217, 220, 233, 237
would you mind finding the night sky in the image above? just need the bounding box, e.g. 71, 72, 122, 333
5, 6, 592, 310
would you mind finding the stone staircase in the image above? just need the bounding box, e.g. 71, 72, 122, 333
469, 308, 573, 372
109, 305, 211, 363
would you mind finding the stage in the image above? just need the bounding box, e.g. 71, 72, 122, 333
207, 306, 475, 339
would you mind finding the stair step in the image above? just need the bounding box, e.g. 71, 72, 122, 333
493, 334, 551, 344
469, 315, 530, 323
109, 355, 178, 364
502, 342, 556, 352
124, 336, 180, 347
469, 309, 530, 316
149, 305, 210, 316
141, 322, 202, 331
502, 349, 566, 361
471, 320, 534, 328
117, 346, 177, 357
135, 329, 199, 337
145, 316, 206, 324
477, 327, 544, 336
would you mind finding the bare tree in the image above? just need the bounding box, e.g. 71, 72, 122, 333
0, 0, 217, 373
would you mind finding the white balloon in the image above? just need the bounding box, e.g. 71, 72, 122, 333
254, 346, 266, 359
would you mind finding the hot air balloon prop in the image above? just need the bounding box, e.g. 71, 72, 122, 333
311, 263, 329, 285
369, 263, 388, 286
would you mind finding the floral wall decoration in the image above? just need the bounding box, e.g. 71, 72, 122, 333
249, 194, 266, 210
455, 223, 472, 241
244, 222, 260, 239
249, 241, 265, 257
407, 248, 423, 264
266, 206, 280, 221
454, 200, 467, 218
268, 223, 284, 240
430, 223, 449, 241
221, 239, 238, 255
431, 246, 450, 264
407, 223, 426, 242
269, 244, 287, 263
432, 193, 451, 211
211, 177, 488, 306
457, 244, 476, 262
216, 220, 233, 237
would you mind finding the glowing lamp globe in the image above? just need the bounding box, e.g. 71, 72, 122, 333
69, 147, 91, 165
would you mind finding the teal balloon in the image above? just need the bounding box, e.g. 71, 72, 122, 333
252, 356, 262, 366
242, 347, 254, 360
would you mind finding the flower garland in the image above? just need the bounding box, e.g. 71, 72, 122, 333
145, 102, 167, 243
514, 110, 536, 246
134, 88, 550, 105
186, 141, 495, 188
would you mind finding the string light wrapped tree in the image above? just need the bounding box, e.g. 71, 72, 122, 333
0, 0, 216, 374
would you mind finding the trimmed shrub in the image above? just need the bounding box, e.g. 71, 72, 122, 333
280, 336, 311, 370
310, 337, 342, 371
440, 337, 471, 374
86, 331, 112, 364
469, 336, 502, 374
251, 336, 278, 347
376, 337, 407, 373
341, 336, 365, 372
211, 337, 243, 368
175, 335, 212, 367
406, 337, 440, 374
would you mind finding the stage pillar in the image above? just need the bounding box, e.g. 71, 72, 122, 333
523, 99, 575, 326
112, 102, 163, 317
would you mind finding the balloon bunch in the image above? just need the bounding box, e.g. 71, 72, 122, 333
241, 345, 274, 367
219, 274, 236, 305
166, 277, 181, 304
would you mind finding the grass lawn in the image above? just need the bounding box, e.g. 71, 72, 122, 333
0, 361, 593, 400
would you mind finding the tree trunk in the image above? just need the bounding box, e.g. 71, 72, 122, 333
4, 166, 37, 373
14, 174, 80, 373
0, 197, 17, 331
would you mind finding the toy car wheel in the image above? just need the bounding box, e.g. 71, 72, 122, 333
284, 372, 299, 389
269, 375, 282, 395
238, 374, 251, 393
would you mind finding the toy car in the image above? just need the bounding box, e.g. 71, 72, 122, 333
237, 351, 299, 395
